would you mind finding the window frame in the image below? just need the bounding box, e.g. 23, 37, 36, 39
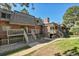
1, 12, 6, 18
1, 12, 11, 19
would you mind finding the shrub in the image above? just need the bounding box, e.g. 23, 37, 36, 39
70, 26, 79, 35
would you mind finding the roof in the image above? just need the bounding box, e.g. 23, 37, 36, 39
10, 12, 36, 26
48, 22, 59, 27
0, 8, 44, 26
34, 18, 44, 25
20, 8, 29, 14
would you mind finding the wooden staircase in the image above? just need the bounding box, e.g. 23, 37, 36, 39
7, 29, 29, 44
6, 29, 37, 45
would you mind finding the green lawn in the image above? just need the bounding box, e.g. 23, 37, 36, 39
26, 37, 79, 56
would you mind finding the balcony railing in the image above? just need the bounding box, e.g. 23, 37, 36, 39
0, 18, 9, 21
7, 29, 24, 36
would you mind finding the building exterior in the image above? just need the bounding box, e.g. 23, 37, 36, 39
43, 18, 67, 38
0, 3, 67, 46
43, 18, 50, 34
0, 7, 44, 46
0, 3, 68, 47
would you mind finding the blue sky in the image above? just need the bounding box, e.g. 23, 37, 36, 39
12, 3, 79, 24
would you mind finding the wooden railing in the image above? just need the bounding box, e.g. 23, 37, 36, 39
7, 29, 24, 35
0, 28, 37, 45
7, 29, 29, 44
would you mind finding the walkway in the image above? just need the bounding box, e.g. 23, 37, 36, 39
0, 42, 27, 55
8, 37, 59, 56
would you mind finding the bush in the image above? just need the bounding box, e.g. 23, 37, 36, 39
70, 26, 79, 35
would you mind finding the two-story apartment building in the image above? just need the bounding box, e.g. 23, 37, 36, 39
0, 8, 44, 45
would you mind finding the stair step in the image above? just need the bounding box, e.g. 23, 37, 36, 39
28, 42, 39, 47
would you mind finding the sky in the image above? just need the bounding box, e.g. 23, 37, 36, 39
12, 3, 79, 24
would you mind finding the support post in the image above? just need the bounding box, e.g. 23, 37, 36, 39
24, 29, 29, 43
6, 29, 9, 44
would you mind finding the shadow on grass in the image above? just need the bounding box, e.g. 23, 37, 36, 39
54, 47, 79, 56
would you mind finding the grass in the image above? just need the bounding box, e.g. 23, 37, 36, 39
26, 37, 79, 56
53, 39, 79, 51
0, 45, 30, 56
70, 35, 79, 37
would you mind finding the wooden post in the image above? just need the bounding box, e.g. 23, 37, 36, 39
6, 29, 9, 44
31, 29, 37, 40
24, 29, 29, 43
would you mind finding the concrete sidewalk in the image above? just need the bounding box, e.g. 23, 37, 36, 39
8, 38, 65, 56
8, 43, 50, 56
8, 39, 56, 56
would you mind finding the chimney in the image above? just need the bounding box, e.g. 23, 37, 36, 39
43, 17, 50, 24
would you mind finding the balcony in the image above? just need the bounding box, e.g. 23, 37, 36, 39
7, 29, 24, 36
0, 30, 7, 39
0, 18, 9, 21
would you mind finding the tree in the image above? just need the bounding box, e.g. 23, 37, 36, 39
0, 3, 35, 11
63, 6, 79, 28
20, 8, 29, 14
13, 3, 35, 10
70, 21, 79, 35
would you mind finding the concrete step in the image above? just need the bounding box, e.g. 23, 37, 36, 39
43, 37, 51, 40
0, 42, 27, 55
28, 42, 39, 47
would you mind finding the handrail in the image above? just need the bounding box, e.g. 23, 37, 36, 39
7, 28, 29, 44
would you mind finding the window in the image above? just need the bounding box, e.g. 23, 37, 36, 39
1, 12, 11, 19
50, 27, 54, 30
28, 29, 31, 33
6, 14, 11, 19
28, 28, 31, 33
1, 12, 6, 18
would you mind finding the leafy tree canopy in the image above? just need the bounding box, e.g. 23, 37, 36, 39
63, 6, 79, 28
0, 3, 35, 11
